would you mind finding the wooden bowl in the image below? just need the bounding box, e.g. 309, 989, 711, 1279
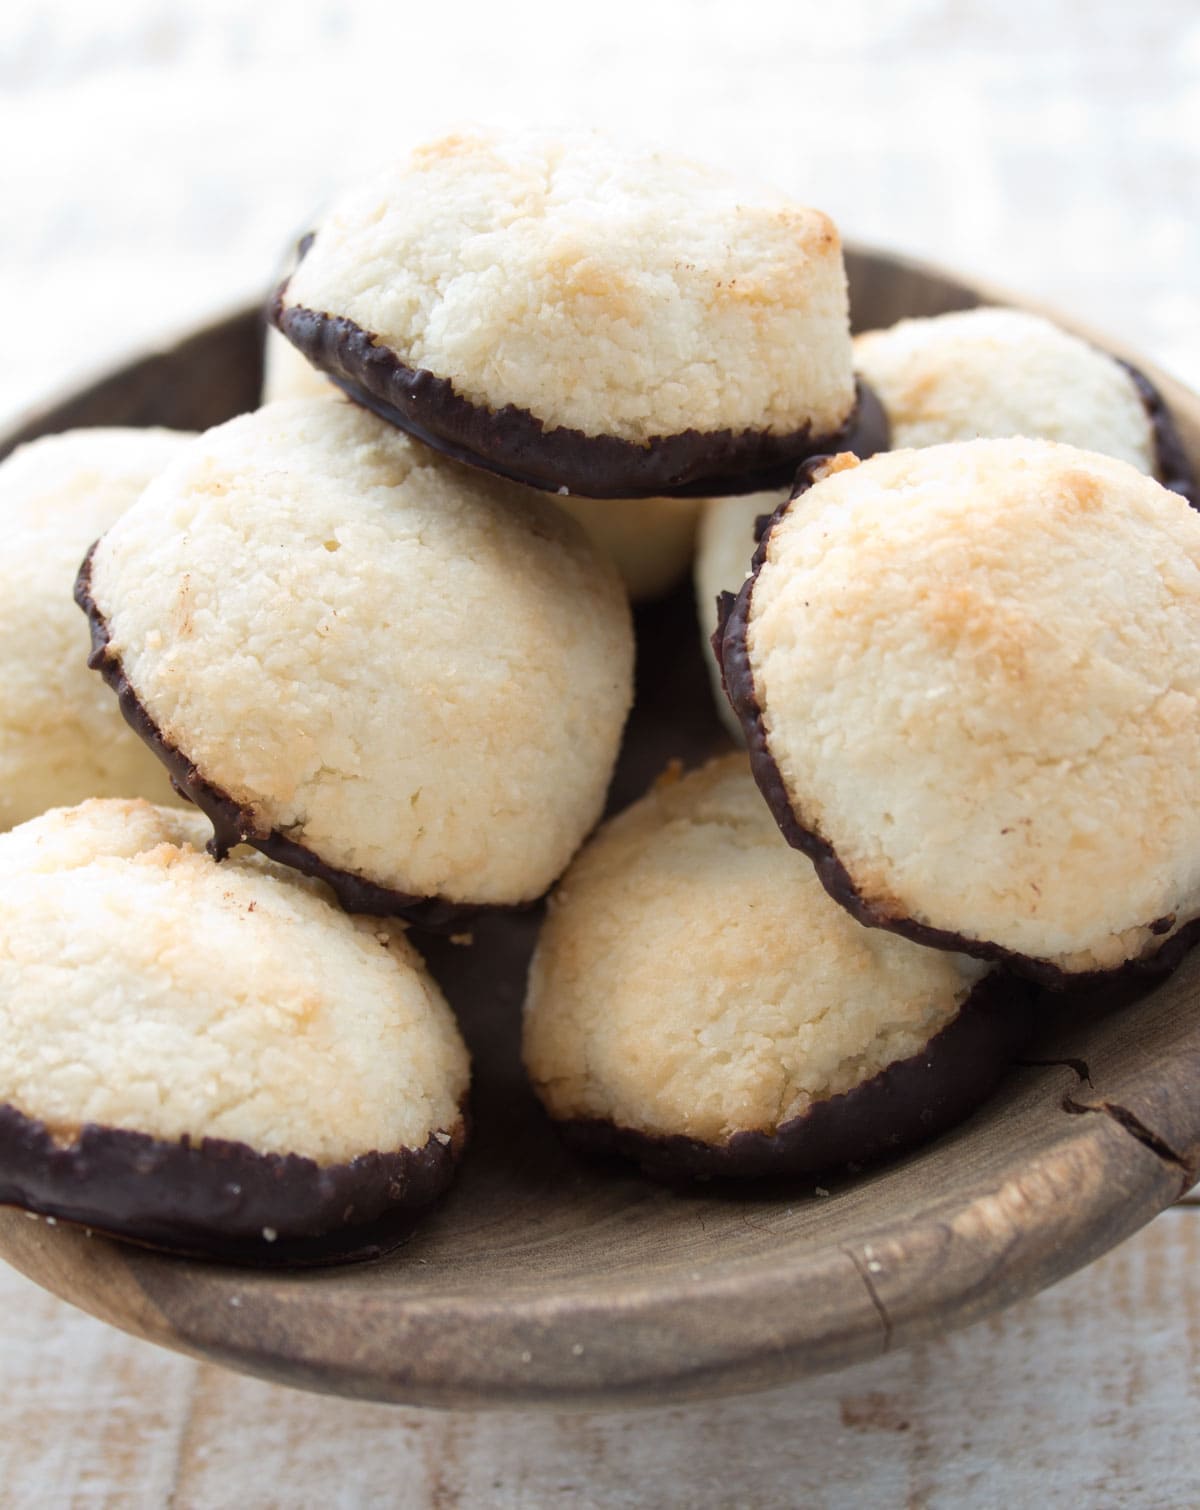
1, 247, 1198, 1411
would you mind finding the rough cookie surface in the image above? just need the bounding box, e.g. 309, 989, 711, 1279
281, 127, 855, 444
524, 756, 987, 1145
0, 428, 192, 828
853, 307, 1155, 470
744, 439, 1200, 974
87, 398, 633, 906
694, 489, 786, 736
0, 800, 469, 1162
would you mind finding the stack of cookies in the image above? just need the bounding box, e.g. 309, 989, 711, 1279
0, 125, 1197, 1256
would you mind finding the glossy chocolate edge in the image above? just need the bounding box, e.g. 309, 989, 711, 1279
1117, 357, 1197, 506
713, 470, 1200, 991
74, 544, 483, 930
0, 1101, 467, 1267
271, 283, 887, 499
554, 972, 1034, 1184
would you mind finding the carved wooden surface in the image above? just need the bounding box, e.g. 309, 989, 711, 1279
2, 1210, 1198, 1506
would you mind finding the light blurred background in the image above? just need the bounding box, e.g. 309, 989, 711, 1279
2, 6, 1200, 1501
3, 0, 1198, 429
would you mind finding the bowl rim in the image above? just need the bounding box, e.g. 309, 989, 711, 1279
0, 241, 1197, 1412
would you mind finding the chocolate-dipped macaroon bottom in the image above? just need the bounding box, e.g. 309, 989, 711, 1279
525, 755, 1025, 1185
75, 545, 480, 931
0, 799, 473, 1266
552, 973, 1033, 1185
271, 291, 889, 500
1118, 358, 1197, 506
0, 1104, 466, 1267
715, 444, 1200, 990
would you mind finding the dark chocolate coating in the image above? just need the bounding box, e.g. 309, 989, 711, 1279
1118, 358, 1196, 506
715, 473, 1200, 990
74, 546, 488, 930
0, 1102, 466, 1266
271, 283, 886, 499
555, 972, 1034, 1184
841, 375, 890, 463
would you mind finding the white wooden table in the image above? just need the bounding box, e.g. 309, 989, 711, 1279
2, 2, 1199, 1502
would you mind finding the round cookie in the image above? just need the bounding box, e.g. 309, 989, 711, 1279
0, 427, 193, 829
524, 756, 1030, 1182
556, 493, 701, 602
717, 441, 1200, 983
273, 127, 862, 498
854, 307, 1194, 501
262, 324, 337, 404
0, 800, 469, 1263
79, 397, 634, 921
693, 490, 787, 737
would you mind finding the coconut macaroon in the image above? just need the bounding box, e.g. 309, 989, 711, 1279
717, 440, 1200, 984
0, 800, 469, 1263
693, 490, 787, 737
556, 493, 701, 602
272, 127, 861, 498
78, 397, 634, 921
854, 307, 1195, 501
524, 756, 1029, 1182
0, 427, 193, 829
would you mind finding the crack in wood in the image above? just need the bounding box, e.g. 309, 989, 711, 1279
1024, 1059, 1197, 1202
1016, 1056, 1092, 1085
1062, 1096, 1196, 1196
842, 1247, 893, 1351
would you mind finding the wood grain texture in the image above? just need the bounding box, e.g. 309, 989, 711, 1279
2, 1213, 1199, 1507
1, 248, 1199, 1413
